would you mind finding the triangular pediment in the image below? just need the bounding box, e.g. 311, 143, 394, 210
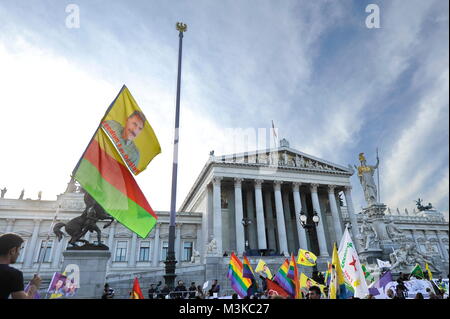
212, 145, 352, 175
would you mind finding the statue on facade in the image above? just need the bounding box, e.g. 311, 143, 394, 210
358, 218, 379, 250
53, 191, 114, 248
19, 189, 24, 200
415, 198, 433, 211
385, 219, 406, 242
405, 244, 439, 272
389, 245, 409, 271
354, 152, 379, 206
206, 238, 218, 255
0, 187, 6, 198
65, 177, 78, 193
38, 191, 42, 200
191, 249, 200, 263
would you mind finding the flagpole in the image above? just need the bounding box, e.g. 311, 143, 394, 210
164, 22, 187, 289
376, 147, 380, 203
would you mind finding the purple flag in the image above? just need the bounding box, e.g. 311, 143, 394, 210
369, 271, 393, 296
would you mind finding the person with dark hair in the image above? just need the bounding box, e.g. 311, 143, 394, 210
148, 284, 157, 299
208, 279, 220, 298
308, 286, 321, 299
101, 283, 114, 299
195, 285, 205, 299
188, 282, 197, 299
0, 233, 41, 299
414, 292, 424, 299
174, 280, 187, 299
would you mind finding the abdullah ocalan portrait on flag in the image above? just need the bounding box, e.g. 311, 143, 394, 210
101, 86, 161, 175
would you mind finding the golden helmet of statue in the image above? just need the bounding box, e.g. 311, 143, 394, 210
359, 152, 366, 163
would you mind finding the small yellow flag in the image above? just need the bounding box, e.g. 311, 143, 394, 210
255, 259, 273, 279
297, 249, 317, 266
101, 85, 161, 175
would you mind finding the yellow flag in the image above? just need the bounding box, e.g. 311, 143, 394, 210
299, 273, 326, 296
425, 263, 433, 280
255, 259, 273, 279
297, 249, 317, 266
101, 85, 161, 175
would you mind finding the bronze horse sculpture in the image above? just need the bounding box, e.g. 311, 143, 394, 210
53, 192, 114, 247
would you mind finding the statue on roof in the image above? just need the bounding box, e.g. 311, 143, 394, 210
415, 198, 433, 211
354, 152, 379, 206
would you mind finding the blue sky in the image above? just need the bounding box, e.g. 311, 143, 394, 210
0, 0, 448, 219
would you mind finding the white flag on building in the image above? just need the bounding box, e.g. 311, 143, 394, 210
338, 227, 370, 298
377, 259, 392, 269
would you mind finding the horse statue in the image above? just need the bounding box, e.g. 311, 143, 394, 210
415, 198, 433, 211
53, 192, 114, 247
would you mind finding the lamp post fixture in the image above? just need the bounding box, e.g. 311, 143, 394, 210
299, 210, 320, 272
241, 218, 252, 255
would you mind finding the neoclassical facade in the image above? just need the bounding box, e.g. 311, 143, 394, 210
0, 139, 448, 294
180, 139, 362, 262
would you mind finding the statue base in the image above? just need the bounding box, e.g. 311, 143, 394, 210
363, 203, 387, 218
359, 248, 383, 265
66, 243, 109, 251
62, 249, 111, 299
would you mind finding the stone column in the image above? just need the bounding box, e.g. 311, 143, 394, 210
5, 218, 15, 233
212, 176, 223, 255
234, 178, 245, 255
264, 188, 277, 251
343, 186, 363, 253
128, 232, 138, 267
51, 233, 65, 269
245, 187, 257, 249
175, 223, 183, 261
436, 230, 449, 260
24, 219, 41, 268
274, 181, 289, 255
282, 190, 295, 252
292, 183, 308, 250
328, 185, 343, 242
310, 184, 329, 257
254, 179, 267, 250
107, 221, 116, 266
152, 224, 161, 267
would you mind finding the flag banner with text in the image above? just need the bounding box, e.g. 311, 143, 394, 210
101, 85, 161, 175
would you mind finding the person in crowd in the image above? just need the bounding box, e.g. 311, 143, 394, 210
386, 288, 395, 299
148, 284, 157, 299
208, 279, 220, 298
426, 287, 438, 299
188, 282, 197, 299
414, 292, 424, 299
159, 284, 171, 299
101, 283, 114, 299
231, 293, 238, 299
195, 285, 204, 299
0, 233, 42, 299
173, 280, 187, 299
308, 286, 321, 299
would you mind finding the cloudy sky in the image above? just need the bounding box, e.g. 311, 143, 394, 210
0, 0, 448, 219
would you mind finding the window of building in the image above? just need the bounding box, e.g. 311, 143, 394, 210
183, 241, 193, 261
37, 240, 53, 263
115, 241, 128, 262
161, 241, 168, 261
138, 241, 151, 262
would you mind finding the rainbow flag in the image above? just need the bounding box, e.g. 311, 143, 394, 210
329, 243, 353, 299
324, 262, 332, 286
73, 86, 159, 238
274, 258, 295, 297
227, 252, 252, 298
242, 255, 256, 280
287, 254, 301, 299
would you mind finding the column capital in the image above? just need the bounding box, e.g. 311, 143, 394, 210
292, 182, 302, 192
212, 176, 223, 185
234, 178, 244, 187
327, 184, 337, 193
310, 183, 319, 193
254, 179, 264, 188
273, 180, 283, 189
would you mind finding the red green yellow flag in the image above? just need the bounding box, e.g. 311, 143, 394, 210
73, 86, 159, 238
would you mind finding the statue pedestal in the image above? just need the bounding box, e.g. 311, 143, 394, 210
359, 248, 383, 265
62, 250, 111, 299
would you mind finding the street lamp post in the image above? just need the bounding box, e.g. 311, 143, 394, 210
299, 210, 320, 273
241, 218, 252, 255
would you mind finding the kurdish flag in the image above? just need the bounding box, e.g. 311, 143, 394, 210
361, 264, 375, 284
130, 277, 145, 299
255, 259, 273, 279
274, 259, 295, 297
329, 243, 353, 299
73, 86, 159, 238
297, 249, 317, 266
227, 252, 252, 298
